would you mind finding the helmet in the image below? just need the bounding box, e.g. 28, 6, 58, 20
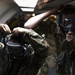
6, 34, 34, 57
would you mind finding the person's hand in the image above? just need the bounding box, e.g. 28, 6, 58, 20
12, 27, 30, 34
66, 32, 75, 53
66, 31, 75, 44
0, 24, 11, 34
66, 34, 74, 42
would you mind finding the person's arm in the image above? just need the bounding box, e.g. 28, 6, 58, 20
13, 27, 49, 65
13, 27, 49, 50
24, 5, 61, 29
13, 27, 49, 58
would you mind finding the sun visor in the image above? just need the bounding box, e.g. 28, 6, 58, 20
34, 0, 74, 14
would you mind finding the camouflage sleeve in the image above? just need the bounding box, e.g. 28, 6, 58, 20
23, 29, 49, 65
24, 29, 49, 54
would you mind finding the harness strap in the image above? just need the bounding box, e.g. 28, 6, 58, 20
66, 42, 71, 75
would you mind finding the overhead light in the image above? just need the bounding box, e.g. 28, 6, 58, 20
21, 8, 34, 12
14, 0, 38, 8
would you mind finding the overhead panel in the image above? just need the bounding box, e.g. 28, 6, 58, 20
14, 0, 38, 12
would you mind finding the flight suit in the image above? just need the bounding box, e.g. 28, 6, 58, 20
0, 29, 49, 75
57, 40, 75, 75
36, 19, 65, 75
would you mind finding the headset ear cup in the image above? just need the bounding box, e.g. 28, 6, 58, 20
23, 44, 34, 56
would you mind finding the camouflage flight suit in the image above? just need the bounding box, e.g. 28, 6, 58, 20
57, 40, 75, 75
0, 29, 49, 75
35, 18, 65, 75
